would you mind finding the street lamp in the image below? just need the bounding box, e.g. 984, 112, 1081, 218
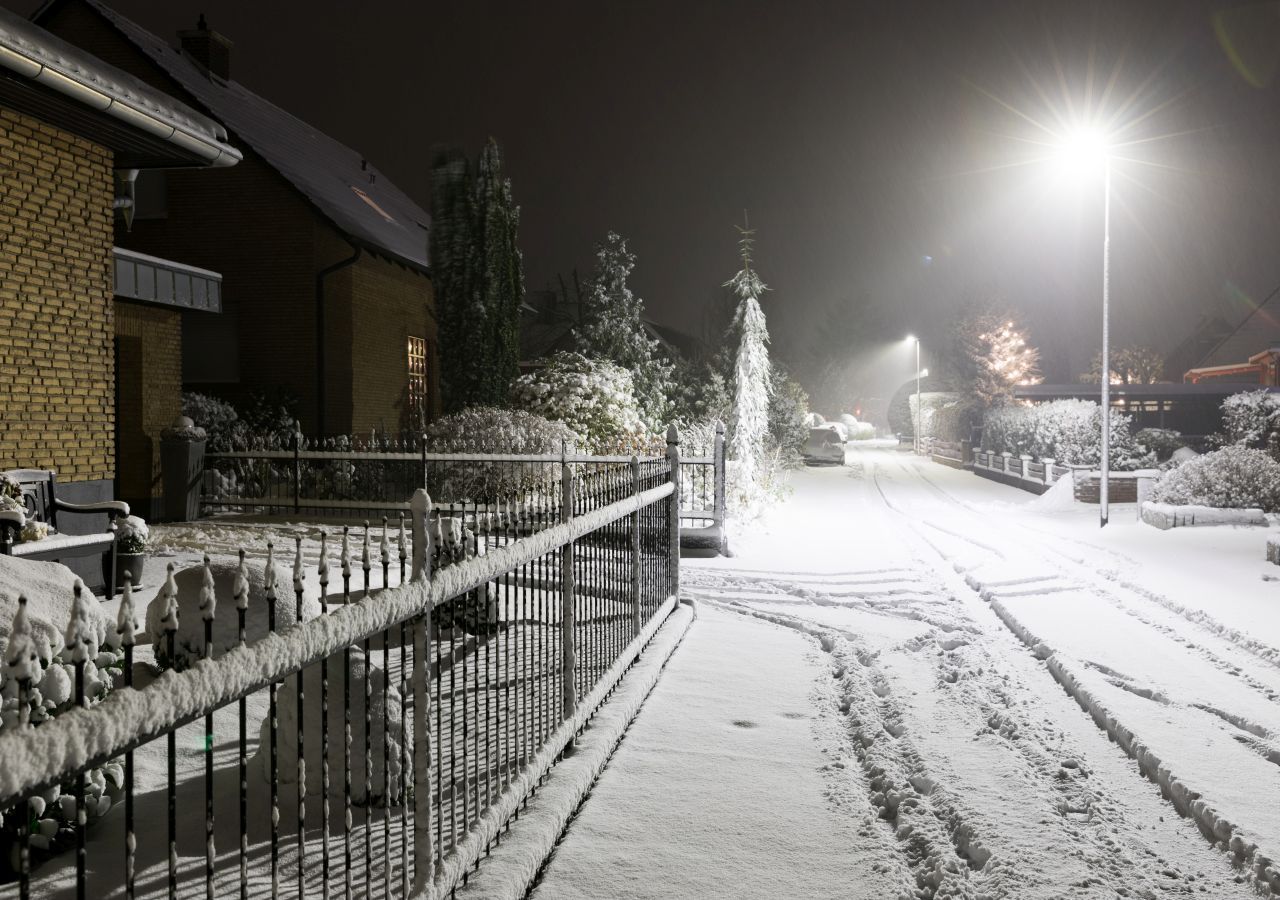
1058, 126, 1112, 527
906, 335, 922, 454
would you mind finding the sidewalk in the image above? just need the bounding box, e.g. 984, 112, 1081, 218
530, 603, 898, 900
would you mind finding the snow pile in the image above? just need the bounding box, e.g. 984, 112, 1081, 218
258, 647, 409, 806
0, 556, 116, 664
1149, 446, 1280, 512
144, 557, 321, 670
1140, 501, 1266, 530
1028, 473, 1076, 511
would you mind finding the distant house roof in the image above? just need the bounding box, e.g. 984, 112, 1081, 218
1192, 285, 1280, 372
0, 5, 239, 167
40, 0, 430, 272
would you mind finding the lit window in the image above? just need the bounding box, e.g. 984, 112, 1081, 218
408, 336, 427, 428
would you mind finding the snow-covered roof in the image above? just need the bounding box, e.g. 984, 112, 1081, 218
52, 0, 430, 272
0, 5, 239, 166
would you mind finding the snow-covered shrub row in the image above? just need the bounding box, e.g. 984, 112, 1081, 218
0, 561, 125, 854
510, 352, 656, 455
1149, 446, 1280, 511
1218, 390, 1280, 449
425, 407, 580, 503
848, 421, 876, 440
981, 399, 1150, 469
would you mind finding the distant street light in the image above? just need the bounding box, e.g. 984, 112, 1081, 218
1058, 126, 1113, 527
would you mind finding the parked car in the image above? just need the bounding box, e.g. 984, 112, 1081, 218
803, 426, 845, 466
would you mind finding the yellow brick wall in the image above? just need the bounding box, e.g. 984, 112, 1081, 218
348, 254, 437, 435
0, 108, 114, 481
114, 301, 182, 505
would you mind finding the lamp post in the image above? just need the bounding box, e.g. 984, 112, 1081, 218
906, 335, 922, 454
1059, 128, 1113, 527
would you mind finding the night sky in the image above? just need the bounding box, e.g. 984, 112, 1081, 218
12, 0, 1280, 395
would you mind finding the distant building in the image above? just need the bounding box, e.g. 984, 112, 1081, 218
0, 7, 238, 543
37, 0, 438, 439
1181, 288, 1280, 386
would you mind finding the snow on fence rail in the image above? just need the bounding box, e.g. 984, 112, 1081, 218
0, 436, 683, 899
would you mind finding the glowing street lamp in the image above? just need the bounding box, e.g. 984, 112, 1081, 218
1058, 126, 1113, 527
906, 335, 922, 454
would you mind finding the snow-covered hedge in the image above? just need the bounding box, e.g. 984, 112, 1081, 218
1134, 427, 1184, 462
425, 407, 580, 502
1149, 446, 1280, 512
1219, 390, 1280, 449
981, 399, 1149, 469
510, 352, 655, 455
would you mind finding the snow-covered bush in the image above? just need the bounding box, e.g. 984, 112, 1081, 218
510, 352, 654, 454
849, 422, 876, 440
115, 515, 149, 554
183, 392, 246, 452
0, 565, 124, 856
981, 399, 1149, 469
425, 407, 580, 502
1134, 428, 1185, 462
1218, 390, 1280, 449
767, 366, 810, 469
258, 648, 410, 806
144, 559, 322, 671
806, 412, 826, 427
1150, 446, 1280, 511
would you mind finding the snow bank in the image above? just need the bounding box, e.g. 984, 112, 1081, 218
1140, 501, 1266, 530
0, 556, 114, 666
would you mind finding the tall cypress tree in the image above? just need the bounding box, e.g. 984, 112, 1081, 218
430, 140, 524, 412
725, 216, 773, 491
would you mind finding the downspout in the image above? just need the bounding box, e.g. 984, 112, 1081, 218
315, 246, 362, 435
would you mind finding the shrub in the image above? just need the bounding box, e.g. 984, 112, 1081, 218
183, 392, 246, 452
1134, 428, 1184, 462
768, 366, 810, 469
1150, 446, 1280, 511
1218, 390, 1280, 449
849, 422, 876, 440
425, 407, 581, 502
510, 352, 654, 454
981, 399, 1149, 469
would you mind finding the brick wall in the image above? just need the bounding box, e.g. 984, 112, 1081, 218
114, 300, 182, 512
0, 107, 114, 482
347, 254, 436, 434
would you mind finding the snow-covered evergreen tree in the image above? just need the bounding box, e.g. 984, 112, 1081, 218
430, 140, 524, 413
949, 301, 1042, 408
725, 218, 773, 490
574, 232, 674, 428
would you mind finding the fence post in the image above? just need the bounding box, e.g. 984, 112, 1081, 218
420, 433, 429, 496
409, 488, 434, 892
291, 427, 302, 514
713, 420, 726, 548
1042, 458, 1056, 486
560, 442, 577, 754
631, 455, 641, 640
667, 424, 680, 601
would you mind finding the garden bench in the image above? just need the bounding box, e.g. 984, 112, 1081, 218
0, 469, 130, 598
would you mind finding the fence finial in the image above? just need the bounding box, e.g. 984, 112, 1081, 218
234, 549, 250, 611
715, 419, 725, 436
159, 563, 180, 633
667, 423, 680, 445
317, 531, 330, 590
293, 536, 305, 594
65, 579, 98, 665
5, 595, 41, 684
264, 542, 277, 596
342, 526, 352, 579
117, 576, 138, 647
380, 516, 390, 566
199, 555, 217, 622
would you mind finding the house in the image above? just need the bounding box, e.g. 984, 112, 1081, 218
1182, 288, 1280, 387
36, 0, 439, 441
0, 5, 239, 577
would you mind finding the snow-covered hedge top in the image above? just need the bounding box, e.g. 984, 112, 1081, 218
1149, 445, 1280, 512
510, 352, 655, 455
982, 399, 1150, 469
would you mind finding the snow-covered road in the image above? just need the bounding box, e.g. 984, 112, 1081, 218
664, 447, 1280, 898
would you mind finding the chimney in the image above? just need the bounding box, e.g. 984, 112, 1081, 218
179, 14, 232, 81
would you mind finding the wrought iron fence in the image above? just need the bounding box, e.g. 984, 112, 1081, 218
0, 440, 681, 899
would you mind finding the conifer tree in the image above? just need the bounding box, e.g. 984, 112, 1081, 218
429, 140, 524, 413
725, 216, 773, 489
575, 232, 674, 428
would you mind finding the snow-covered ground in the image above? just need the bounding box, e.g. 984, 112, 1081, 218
537, 445, 1280, 898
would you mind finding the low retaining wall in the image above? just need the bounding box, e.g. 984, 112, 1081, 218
1142, 501, 1266, 530
971, 451, 1070, 496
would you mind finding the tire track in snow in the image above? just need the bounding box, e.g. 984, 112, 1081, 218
868, 456, 1280, 897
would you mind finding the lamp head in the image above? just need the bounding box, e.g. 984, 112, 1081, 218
905, 334, 917, 344
1057, 126, 1110, 177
